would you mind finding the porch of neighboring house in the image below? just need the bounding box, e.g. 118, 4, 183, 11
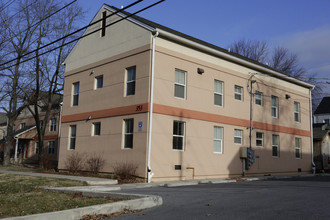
11, 126, 38, 164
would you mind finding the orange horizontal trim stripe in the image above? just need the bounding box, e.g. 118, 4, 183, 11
61, 103, 149, 123
153, 104, 311, 137
61, 103, 310, 137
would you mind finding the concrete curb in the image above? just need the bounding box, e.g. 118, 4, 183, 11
3, 192, 162, 220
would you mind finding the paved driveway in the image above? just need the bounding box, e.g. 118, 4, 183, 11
114, 175, 330, 220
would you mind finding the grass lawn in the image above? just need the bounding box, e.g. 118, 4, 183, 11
0, 174, 121, 218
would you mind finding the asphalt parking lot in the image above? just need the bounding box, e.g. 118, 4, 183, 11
114, 175, 330, 220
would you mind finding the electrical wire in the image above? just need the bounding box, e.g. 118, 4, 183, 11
0, 0, 165, 71
0, 0, 78, 59
0, 0, 145, 69
0, 0, 16, 14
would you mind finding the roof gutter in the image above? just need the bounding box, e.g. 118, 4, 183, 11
156, 29, 314, 89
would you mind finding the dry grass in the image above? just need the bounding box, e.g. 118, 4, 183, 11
0, 174, 121, 218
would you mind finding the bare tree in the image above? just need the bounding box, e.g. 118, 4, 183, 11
0, 0, 83, 165
27, 1, 83, 163
0, 0, 39, 165
229, 39, 268, 64
228, 39, 323, 109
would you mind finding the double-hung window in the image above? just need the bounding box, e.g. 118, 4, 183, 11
174, 69, 186, 99
256, 132, 263, 147
295, 138, 302, 159
93, 122, 101, 136
69, 125, 76, 150
272, 134, 279, 157
72, 82, 79, 106
95, 75, 103, 89
213, 126, 223, 153
173, 121, 185, 150
48, 141, 55, 154
255, 91, 262, 106
50, 118, 56, 131
271, 96, 278, 118
123, 119, 134, 149
234, 85, 243, 101
234, 129, 243, 145
294, 102, 300, 122
214, 80, 223, 106
126, 66, 136, 96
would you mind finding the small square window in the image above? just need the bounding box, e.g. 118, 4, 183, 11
93, 122, 101, 136
234, 85, 243, 101
234, 129, 242, 145
95, 75, 103, 89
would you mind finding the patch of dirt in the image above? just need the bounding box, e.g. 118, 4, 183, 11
81, 209, 143, 220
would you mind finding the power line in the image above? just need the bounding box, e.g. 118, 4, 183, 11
0, 0, 16, 14
0, 0, 144, 69
0, 0, 78, 59
0, 0, 165, 71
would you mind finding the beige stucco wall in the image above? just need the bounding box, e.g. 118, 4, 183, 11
64, 7, 152, 72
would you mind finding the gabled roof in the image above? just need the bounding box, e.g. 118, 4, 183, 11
14, 126, 36, 138
314, 97, 330, 115
104, 4, 314, 89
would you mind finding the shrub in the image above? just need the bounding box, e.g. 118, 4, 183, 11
86, 153, 105, 174
40, 153, 57, 170
112, 161, 138, 180
64, 152, 85, 173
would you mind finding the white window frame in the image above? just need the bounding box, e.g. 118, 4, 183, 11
92, 122, 101, 136
256, 132, 263, 147
234, 85, 243, 101
271, 96, 278, 118
255, 91, 263, 106
72, 82, 79, 106
295, 137, 302, 159
125, 66, 136, 96
213, 126, 223, 154
123, 118, 134, 149
69, 125, 76, 150
48, 141, 55, 155
173, 121, 185, 151
174, 69, 186, 99
272, 134, 279, 157
20, 123, 26, 129
50, 118, 56, 132
214, 80, 223, 107
95, 75, 103, 89
294, 102, 300, 122
234, 129, 243, 145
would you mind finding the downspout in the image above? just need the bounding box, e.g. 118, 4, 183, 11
310, 88, 316, 174
147, 31, 158, 183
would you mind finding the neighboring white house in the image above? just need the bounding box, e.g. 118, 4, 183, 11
314, 97, 330, 124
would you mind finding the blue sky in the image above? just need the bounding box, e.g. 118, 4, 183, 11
80, 0, 330, 99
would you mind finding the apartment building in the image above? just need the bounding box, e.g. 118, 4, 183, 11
58, 4, 314, 182
9, 94, 62, 164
